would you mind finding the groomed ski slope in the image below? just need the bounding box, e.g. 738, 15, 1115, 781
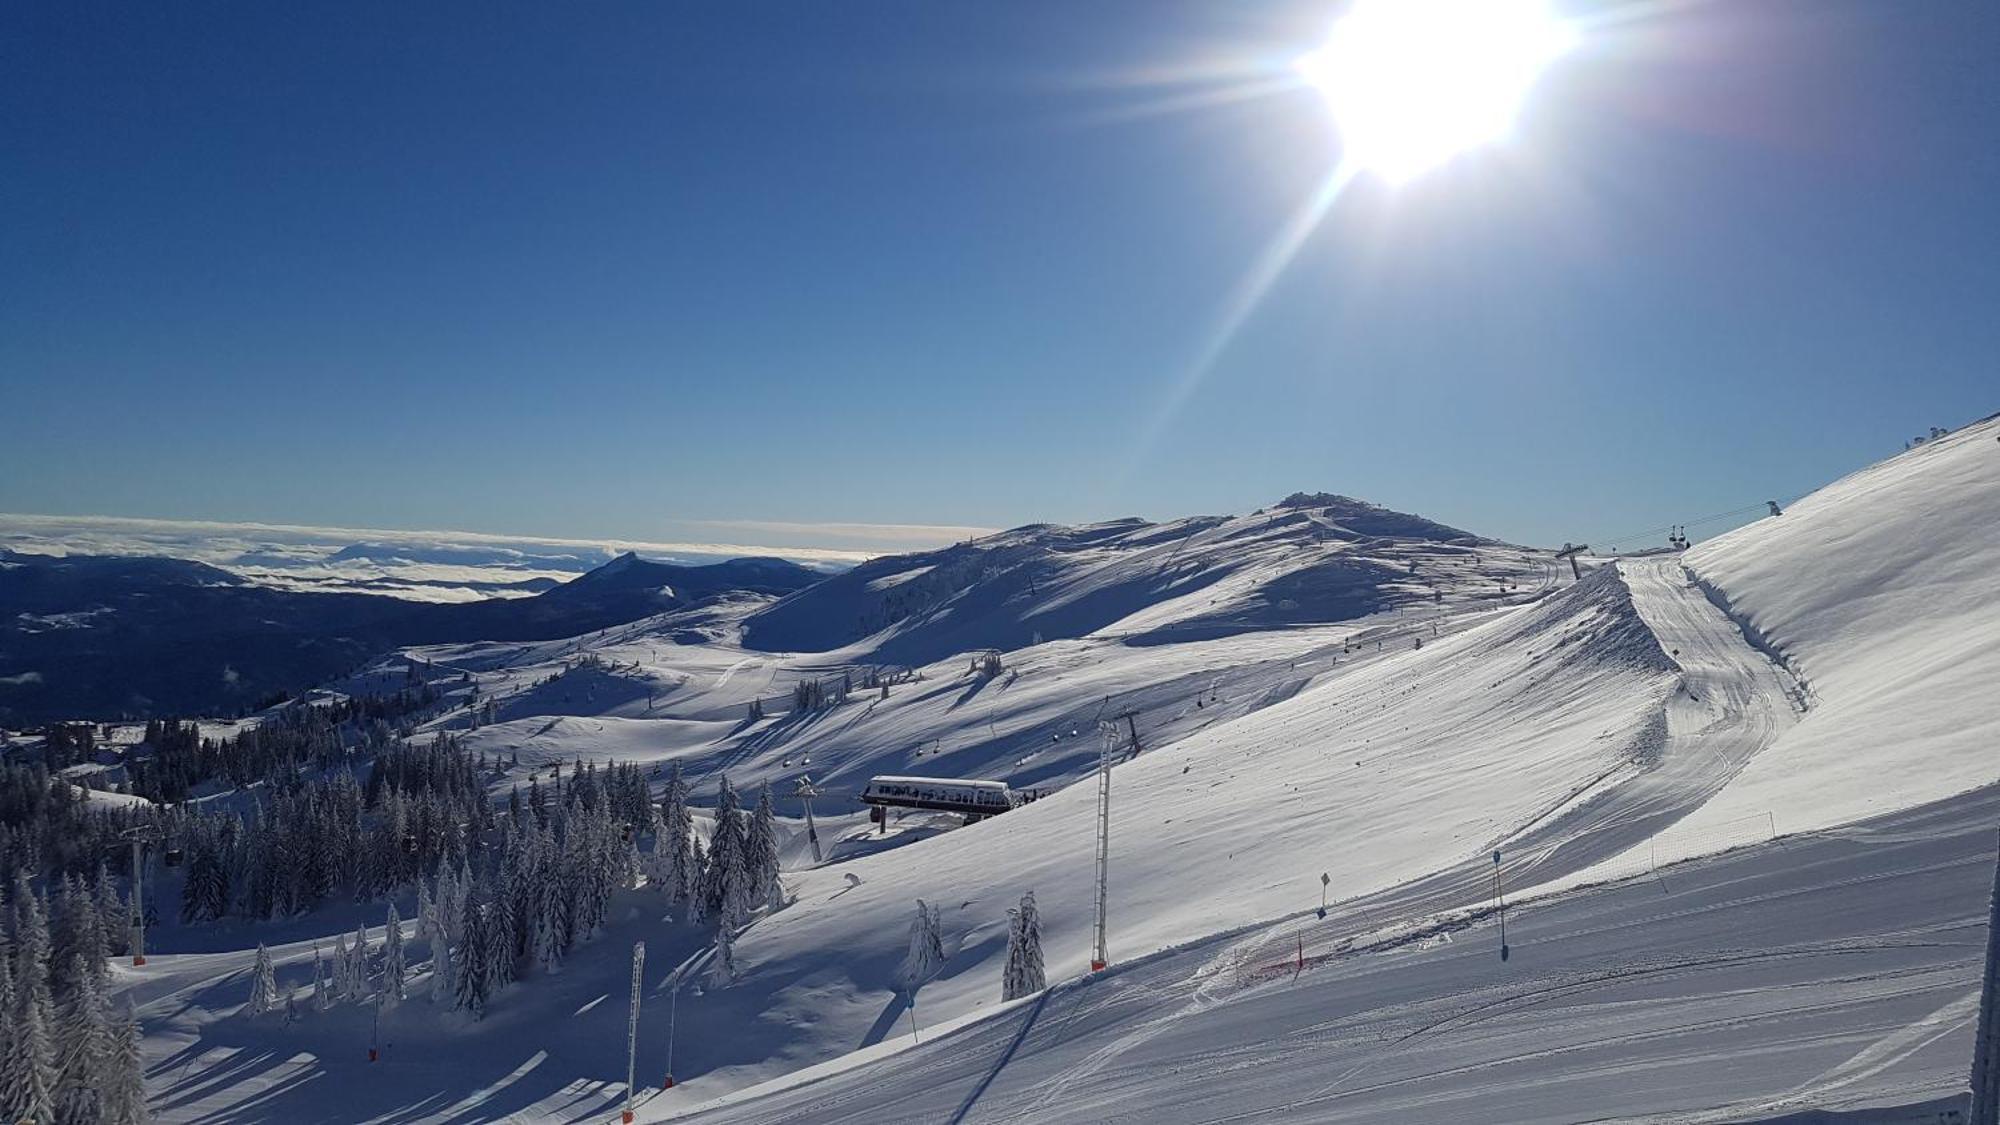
1668, 413, 2000, 840
640, 562, 1696, 1099
660, 420, 2000, 1123
671, 782, 1999, 1125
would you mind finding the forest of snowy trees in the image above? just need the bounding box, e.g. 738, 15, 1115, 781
160, 735, 785, 1022
129, 685, 439, 803
0, 873, 148, 1124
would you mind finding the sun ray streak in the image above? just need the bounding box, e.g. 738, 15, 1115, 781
1117, 159, 1361, 487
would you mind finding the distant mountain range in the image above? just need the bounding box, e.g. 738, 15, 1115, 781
1, 493, 1506, 725
743, 493, 1498, 666
0, 550, 821, 725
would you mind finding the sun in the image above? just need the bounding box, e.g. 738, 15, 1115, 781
1295, 0, 1578, 184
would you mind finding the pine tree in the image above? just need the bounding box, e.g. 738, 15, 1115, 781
453, 904, 489, 1018
659, 764, 696, 908
429, 927, 454, 1006
383, 904, 406, 1003
312, 945, 331, 1011
1002, 891, 1046, 1001
707, 923, 736, 989
415, 878, 435, 948
703, 777, 750, 925
5, 876, 60, 1124
745, 782, 783, 912
102, 1000, 149, 1124
348, 921, 370, 1001
330, 933, 352, 1004
898, 900, 945, 993
54, 964, 111, 1123
247, 943, 278, 1016
480, 887, 511, 995
93, 865, 127, 958
2, 948, 58, 1124
534, 875, 565, 974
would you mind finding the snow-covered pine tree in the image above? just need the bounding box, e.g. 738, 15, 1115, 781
453, 904, 489, 1018
480, 883, 512, 995
533, 876, 564, 974
53, 964, 110, 1123
704, 777, 751, 925
51, 874, 108, 1000
383, 903, 406, 1002
745, 782, 783, 912
1, 939, 58, 1125
348, 921, 370, 1001
247, 943, 278, 1016
659, 764, 696, 908
898, 900, 945, 994
312, 944, 331, 1011
101, 1000, 149, 1125
414, 878, 435, 948
6, 874, 61, 1123
93, 864, 127, 958
1002, 891, 1046, 1000
331, 933, 352, 1003
429, 926, 454, 1006
708, 923, 736, 989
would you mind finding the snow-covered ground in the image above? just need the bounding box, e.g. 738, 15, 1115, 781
670, 781, 1999, 1125
104, 414, 2000, 1123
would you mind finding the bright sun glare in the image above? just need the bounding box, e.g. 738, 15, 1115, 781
1295, 0, 1578, 183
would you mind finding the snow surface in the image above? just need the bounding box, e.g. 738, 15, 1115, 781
101, 418, 2000, 1123
1672, 412, 2000, 839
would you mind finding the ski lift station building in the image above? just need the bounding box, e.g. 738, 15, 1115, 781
860, 775, 1020, 819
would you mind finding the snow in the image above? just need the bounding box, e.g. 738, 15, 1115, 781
1671, 413, 2000, 839
669, 782, 1998, 1124
87, 418, 2000, 1123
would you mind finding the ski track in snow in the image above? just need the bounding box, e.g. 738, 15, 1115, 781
670, 784, 1997, 1125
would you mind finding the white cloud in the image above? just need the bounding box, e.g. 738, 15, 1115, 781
0, 511, 890, 603
0, 671, 45, 687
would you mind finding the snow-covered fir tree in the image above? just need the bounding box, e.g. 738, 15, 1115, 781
453, 903, 490, 1018
745, 782, 783, 912
702, 777, 752, 925
53, 964, 111, 1124
898, 900, 945, 994
1002, 890, 1045, 1001
383, 903, 406, 1002
708, 922, 737, 989
102, 1000, 149, 1125
247, 942, 278, 1016
658, 763, 698, 909
4, 879, 60, 1123
414, 878, 435, 947
430, 925, 454, 1006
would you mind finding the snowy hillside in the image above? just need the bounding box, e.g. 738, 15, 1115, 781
741, 494, 1513, 665
1669, 412, 2000, 838
67, 435, 2000, 1124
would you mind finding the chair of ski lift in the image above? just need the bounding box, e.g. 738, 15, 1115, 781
163, 845, 184, 867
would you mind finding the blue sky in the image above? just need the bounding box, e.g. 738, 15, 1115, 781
4, 0, 1995, 554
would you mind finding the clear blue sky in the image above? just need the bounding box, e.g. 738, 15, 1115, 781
4, 0, 1995, 553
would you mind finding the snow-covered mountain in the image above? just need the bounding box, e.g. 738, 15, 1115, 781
47, 416, 2000, 1124
743, 493, 1505, 664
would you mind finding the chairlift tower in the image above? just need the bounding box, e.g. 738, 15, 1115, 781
119, 825, 160, 966
1091, 722, 1120, 972
624, 941, 645, 1124
794, 775, 825, 864
1555, 543, 1589, 580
